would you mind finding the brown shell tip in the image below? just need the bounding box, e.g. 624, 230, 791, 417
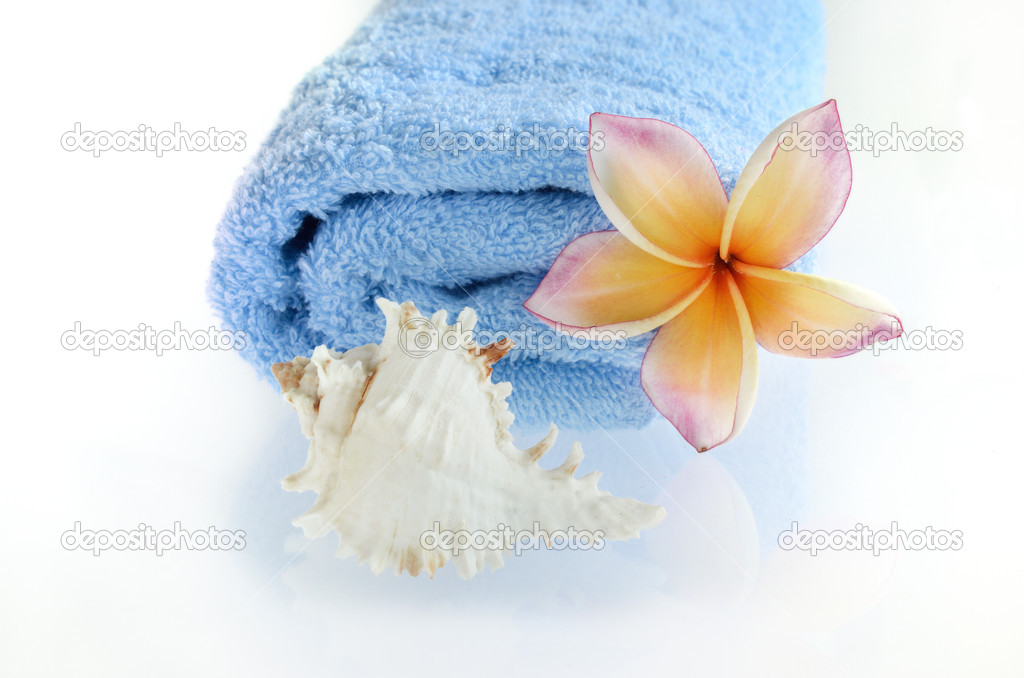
470, 338, 515, 368
272, 360, 303, 393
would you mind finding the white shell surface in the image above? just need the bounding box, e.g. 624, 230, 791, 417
274, 299, 666, 579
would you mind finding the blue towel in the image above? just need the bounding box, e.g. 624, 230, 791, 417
209, 0, 826, 428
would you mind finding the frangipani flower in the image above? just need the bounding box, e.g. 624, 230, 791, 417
524, 101, 902, 452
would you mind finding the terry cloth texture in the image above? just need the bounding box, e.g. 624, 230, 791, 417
209, 0, 826, 428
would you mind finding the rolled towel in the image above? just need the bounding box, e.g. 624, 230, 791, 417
209, 0, 826, 428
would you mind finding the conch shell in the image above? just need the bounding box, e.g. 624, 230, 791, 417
273, 299, 665, 579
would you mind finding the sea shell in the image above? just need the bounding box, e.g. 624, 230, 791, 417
272, 299, 666, 579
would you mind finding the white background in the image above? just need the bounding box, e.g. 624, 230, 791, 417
2, 1, 1021, 675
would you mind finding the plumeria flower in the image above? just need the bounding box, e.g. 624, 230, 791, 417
524, 101, 902, 452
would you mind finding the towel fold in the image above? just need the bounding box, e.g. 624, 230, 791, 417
209, 0, 826, 427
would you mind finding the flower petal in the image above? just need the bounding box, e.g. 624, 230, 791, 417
524, 231, 714, 338
589, 112, 727, 267
641, 270, 759, 452
719, 100, 853, 268
730, 259, 902, 358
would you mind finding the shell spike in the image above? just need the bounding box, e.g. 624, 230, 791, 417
524, 423, 559, 463
456, 306, 478, 332
557, 442, 585, 477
